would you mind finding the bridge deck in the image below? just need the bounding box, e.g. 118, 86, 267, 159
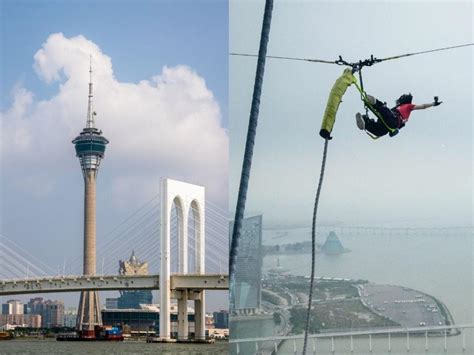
0, 274, 228, 296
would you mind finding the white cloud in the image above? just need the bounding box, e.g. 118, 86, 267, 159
1, 33, 228, 205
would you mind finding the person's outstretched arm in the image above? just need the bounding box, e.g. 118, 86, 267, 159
413, 100, 442, 110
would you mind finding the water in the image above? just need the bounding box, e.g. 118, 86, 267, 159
0, 339, 228, 354
262, 228, 473, 354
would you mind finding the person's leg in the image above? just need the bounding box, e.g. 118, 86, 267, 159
364, 115, 389, 137
372, 99, 398, 128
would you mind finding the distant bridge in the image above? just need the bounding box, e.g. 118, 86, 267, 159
230, 323, 474, 343
0, 273, 228, 296
328, 225, 473, 236
231, 323, 474, 353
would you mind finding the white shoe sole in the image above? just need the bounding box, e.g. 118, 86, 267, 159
366, 95, 376, 105
356, 113, 365, 130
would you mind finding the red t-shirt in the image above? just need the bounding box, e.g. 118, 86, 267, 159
396, 104, 416, 122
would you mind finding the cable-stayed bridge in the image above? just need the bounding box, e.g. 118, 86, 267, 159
0, 195, 229, 279
0, 179, 229, 341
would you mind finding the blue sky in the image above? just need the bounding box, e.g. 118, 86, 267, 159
1, 0, 228, 123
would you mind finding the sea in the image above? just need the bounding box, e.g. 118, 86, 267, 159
0, 339, 228, 354
235, 227, 473, 354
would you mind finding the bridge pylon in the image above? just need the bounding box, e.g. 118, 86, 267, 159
160, 178, 206, 341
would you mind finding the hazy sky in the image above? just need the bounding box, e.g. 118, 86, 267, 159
0, 0, 228, 310
230, 0, 472, 227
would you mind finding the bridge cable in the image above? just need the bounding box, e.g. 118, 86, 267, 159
230, 0, 274, 299
303, 138, 329, 355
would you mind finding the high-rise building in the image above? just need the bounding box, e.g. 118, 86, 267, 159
229, 215, 263, 314
213, 310, 229, 329
117, 251, 153, 309
63, 307, 77, 328
1, 300, 23, 315
2, 304, 11, 315
42, 300, 65, 328
27, 297, 44, 316
26, 298, 64, 328
23, 304, 31, 314
73, 58, 109, 332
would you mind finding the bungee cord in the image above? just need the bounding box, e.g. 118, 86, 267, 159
303, 138, 329, 354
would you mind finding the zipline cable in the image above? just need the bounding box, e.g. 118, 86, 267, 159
230, 0, 274, 310
380, 42, 474, 62
230, 52, 336, 64
230, 42, 474, 67
303, 138, 329, 355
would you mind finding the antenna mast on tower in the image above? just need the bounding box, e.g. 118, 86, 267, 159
86, 55, 95, 129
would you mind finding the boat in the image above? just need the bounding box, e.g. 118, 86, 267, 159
57, 325, 123, 341
0, 331, 13, 340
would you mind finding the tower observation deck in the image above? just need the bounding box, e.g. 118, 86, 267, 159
73, 58, 109, 334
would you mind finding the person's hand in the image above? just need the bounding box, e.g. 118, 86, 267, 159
433, 96, 442, 106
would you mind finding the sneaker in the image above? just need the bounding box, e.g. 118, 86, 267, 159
366, 95, 376, 105
356, 113, 365, 130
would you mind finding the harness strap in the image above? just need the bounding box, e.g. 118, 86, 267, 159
352, 78, 398, 135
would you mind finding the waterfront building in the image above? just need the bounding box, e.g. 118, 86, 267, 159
63, 307, 77, 327
229, 214, 263, 314
206, 314, 214, 329
73, 59, 109, 332
213, 310, 229, 329
117, 251, 153, 309
106, 298, 118, 309
102, 304, 196, 337
0, 314, 41, 329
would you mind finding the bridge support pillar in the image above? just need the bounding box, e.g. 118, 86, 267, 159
160, 178, 205, 341
177, 290, 189, 341
194, 291, 206, 340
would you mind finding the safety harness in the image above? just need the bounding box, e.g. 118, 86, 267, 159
340, 57, 400, 139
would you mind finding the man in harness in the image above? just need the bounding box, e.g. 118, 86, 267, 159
355, 93, 442, 137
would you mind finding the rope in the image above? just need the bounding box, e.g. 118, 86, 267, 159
229, 0, 274, 305
303, 138, 329, 355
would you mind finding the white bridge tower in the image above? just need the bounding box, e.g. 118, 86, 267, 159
160, 178, 206, 341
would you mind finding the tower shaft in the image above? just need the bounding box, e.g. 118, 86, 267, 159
83, 171, 97, 275
77, 169, 102, 332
